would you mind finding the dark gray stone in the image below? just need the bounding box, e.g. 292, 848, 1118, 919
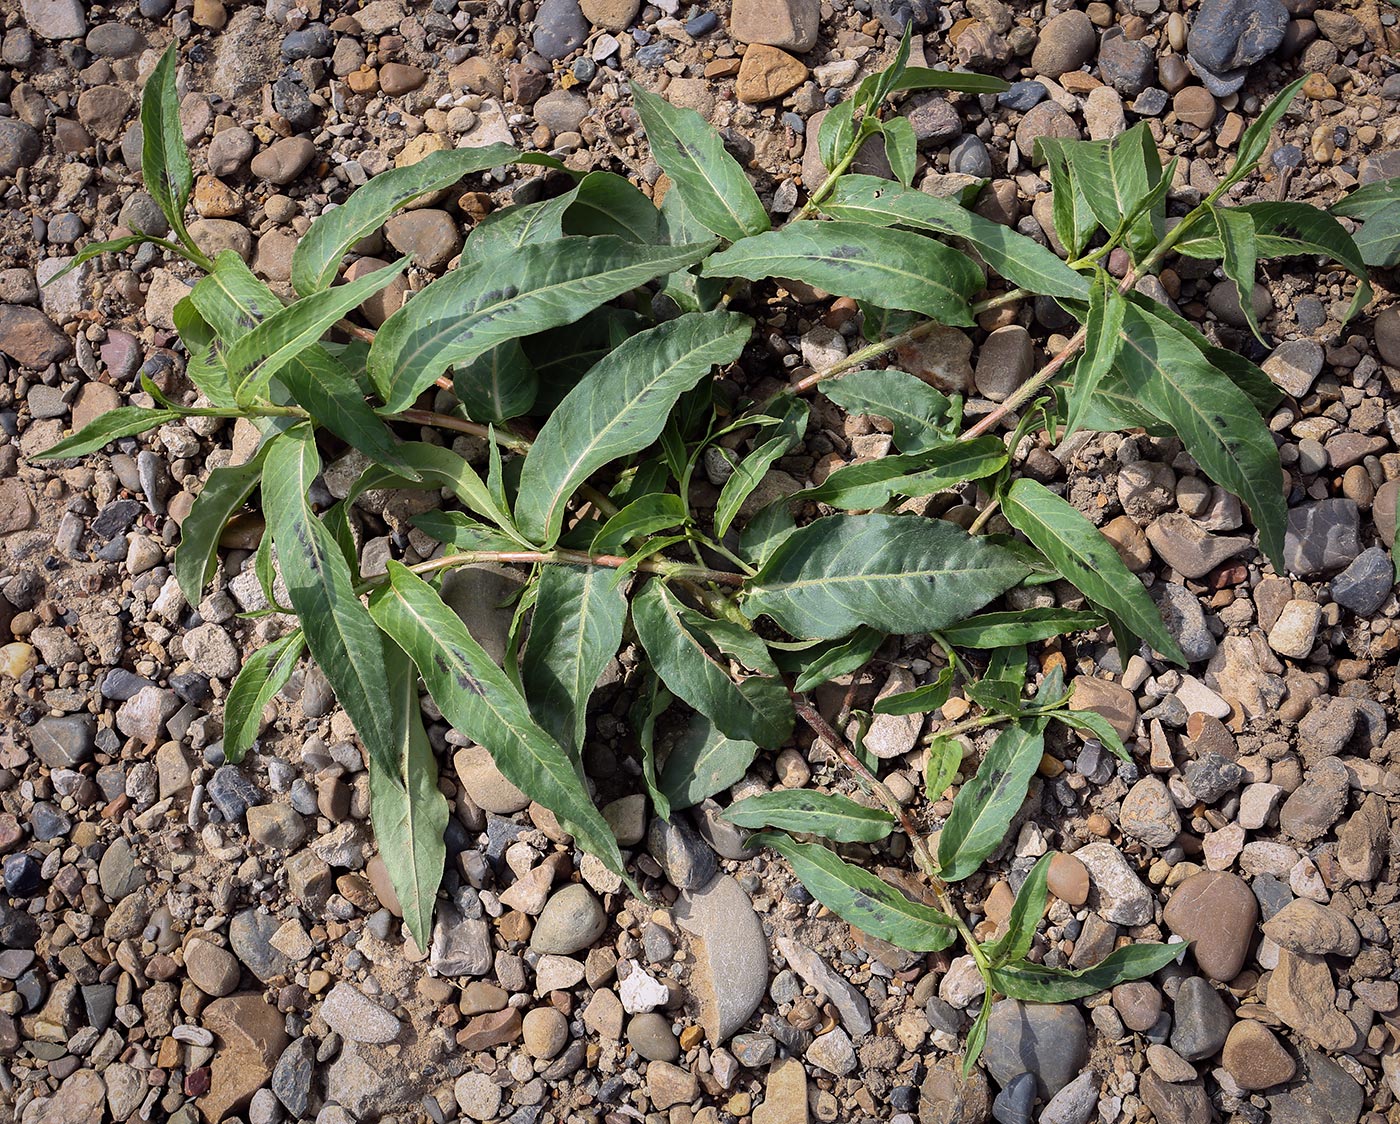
1183, 753, 1243, 804
1098, 31, 1154, 96
1169, 976, 1232, 1061
1268, 1046, 1363, 1124
984, 1001, 1087, 1099
1187, 0, 1288, 95
91, 498, 142, 540
1154, 583, 1217, 662
1330, 547, 1393, 616
999, 81, 1047, 112
229, 907, 294, 982
1284, 499, 1361, 576
281, 22, 332, 59
208, 764, 263, 823
873, 0, 937, 35
647, 816, 717, 891
30, 714, 95, 768
532, 0, 589, 60
0, 119, 41, 178
992, 1071, 1037, 1124
272, 1037, 316, 1117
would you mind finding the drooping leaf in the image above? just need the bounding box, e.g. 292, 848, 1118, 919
989, 942, 1186, 1002
1347, 204, 1400, 269
881, 116, 917, 187
520, 564, 628, 756
630, 82, 770, 242
751, 832, 958, 951
563, 170, 662, 243
175, 442, 272, 605
742, 514, 1030, 641
936, 718, 1046, 882
44, 234, 151, 284
453, 339, 539, 424
1063, 271, 1126, 440
803, 439, 1007, 510
1210, 204, 1264, 343
724, 791, 894, 843
514, 310, 751, 546
1002, 478, 1187, 665
632, 580, 792, 748
658, 709, 759, 811
368, 561, 636, 892
823, 176, 1089, 302
1115, 302, 1286, 569
291, 145, 560, 293
982, 853, 1052, 966
701, 222, 983, 326
591, 493, 688, 555
925, 732, 961, 800
791, 626, 886, 693
34, 407, 182, 460
821, 368, 956, 453
370, 236, 717, 413
1051, 705, 1130, 762
222, 629, 303, 763
371, 643, 449, 948
937, 608, 1105, 649
225, 259, 410, 402
1177, 201, 1369, 278
263, 425, 400, 779
713, 403, 807, 537
1221, 76, 1306, 193
140, 45, 194, 237
632, 672, 672, 821
876, 665, 955, 717
173, 297, 236, 407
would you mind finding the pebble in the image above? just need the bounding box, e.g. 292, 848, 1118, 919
185, 938, 241, 997
1073, 841, 1153, 924
992, 1071, 1036, 1124
736, 45, 808, 105
1330, 547, 1392, 616
1032, 10, 1097, 77
1262, 899, 1360, 957
777, 936, 871, 1036
1120, 776, 1181, 848
627, 1011, 680, 1061
730, 0, 820, 52
1186, 0, 1288, 95
1284, 499, 1361, 575
1169, 975, 1232, 1060
648, 816, 718, 890
522, 1006, 569, 1059
1221, 1020, 1295, 1090
531, 884, 607, 955
807, 1026, 858, 1075
1163, 870, 1257, 981
674, 873, 768, 1043
320, 982, 401, 1043
1039, 1071, 1098, 1124
533, 0, 590, 59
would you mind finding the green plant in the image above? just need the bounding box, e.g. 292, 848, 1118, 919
42, 43, 1393, 1067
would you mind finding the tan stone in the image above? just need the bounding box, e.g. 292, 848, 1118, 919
197, 994, 290, 1121
736, 45, 808, 105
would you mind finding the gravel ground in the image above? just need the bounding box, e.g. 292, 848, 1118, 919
2, 0, 1400, 1122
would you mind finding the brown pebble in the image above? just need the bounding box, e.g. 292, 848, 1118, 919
1047, 852, 1089, 906
1174, 86, 1218, 129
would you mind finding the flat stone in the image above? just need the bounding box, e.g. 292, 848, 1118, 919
1069, 676, 1137, 741
1330, 547, 1393, 616
674, 874, 768, 1043
1336, 794, 1388, 882
21, 0, 86, 39
383, 208, 462, 270
736, 44, 807, 104
776, 936, 871, 1037
918, 1056, 989, 1124
1146, 513, 1251, 579
1120, 776, 1181, 848
1272, 1046, 1364, 1124
458, 1008, 522, 1050
983, 1000, 1087, 1100
646, 1060, 698, 1110
1267, 600, 1321, 658
1015, 101, 1080, 164
1262, 340, 1324, 398
185, 938, 242, 997
647, 816, 717, 891
1032, 9, 1097, 77
1284, 499, 1361, 576
1073, 841, 1153, 925
730, 0, 821, 52
579, 0, 639, 31
229, 907, 294, 982
1139, 1070, 1212, 1124
1187, 0, 1287, 87
1163, 870, 1256, 981
531, 884, 607, 955
806, 1026, 857, 1075
755, 1057, 810, 1124
533, 0, 590, 59
0, 304, 70, 367
860, 667, 925, 758
1039, 1071, 1098, 1124
454, 745, 530, 814
1221, 1020, 1294, 1090
1279, 756, 1349, 842
1266, 948, 1357, 1052
31, 714, 95, 769
430, 904, 492, 976
1169, 976, 1232, 1060
199, 994, 290, 1123
320, 982, 401, 1043
1262, 900, 1359, 957
24, 1069, 105, 1124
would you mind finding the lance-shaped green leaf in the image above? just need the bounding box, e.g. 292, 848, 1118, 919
520, 564, 628, 756
714, 403, 807, 537
821, 368, 956, 453
368, 561, 636, 891
659, 710, 758, 811
1115, 302, 1286, 569
173, 297, 236, 407
222, 629, 303, 763
591, 493, 687, 555
1002, 478, 1187, 665
343, 440, 515, 535
44, 234, 151, 284
925, 733, 961, 800
632, 673, 672, 821
1331, 177, 1400, 268
632, 581, 792, 748
371, 643, 448, 949
515, 310, 751, 546
936, 718, 1046, 882
225, 258, 409, 402
790, 626, 886, 693
410, 512, 522, 553
982, 853, 1052, 966
751, 833, 958, 951
630, 82, 769, 242
291, 145, 559, 293
1038, 124, 1162, 257
453, 339, 538, 424
34, 406, 182, 460
370, 236, 717, 413
1051, 706, 1129, 762
989, 942, 1186, 1002
140, 46, 194, 238
937, 608, 1105, 649
803, 439, 1007, 510
1040, 140, 1097, 259
823, 176, 1089, 302
175, 442, 272, 605
462, 194, 576, 264
818, 100, 858, 171
563, 171, 662, 243
1221, 76, 1305, 193
1177, 201, 1369, 278
1063, 271, 1125, 440
1210, 204, 1264, 343
724, 791, 894, 843
263, 426, 400, 778
189, 250, 284, 333
888, 67, 1010, 95
881, 116, 917, 187
702, 222, 982, 326
742, 513, 1030, 642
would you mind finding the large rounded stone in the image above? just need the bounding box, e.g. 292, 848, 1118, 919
1163, 870, 1257, 981
530, 884, 607, 955
1032, 10, 1097, 77
983, 1000, 1087, 1100
1222, 1020, 1295, 1091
